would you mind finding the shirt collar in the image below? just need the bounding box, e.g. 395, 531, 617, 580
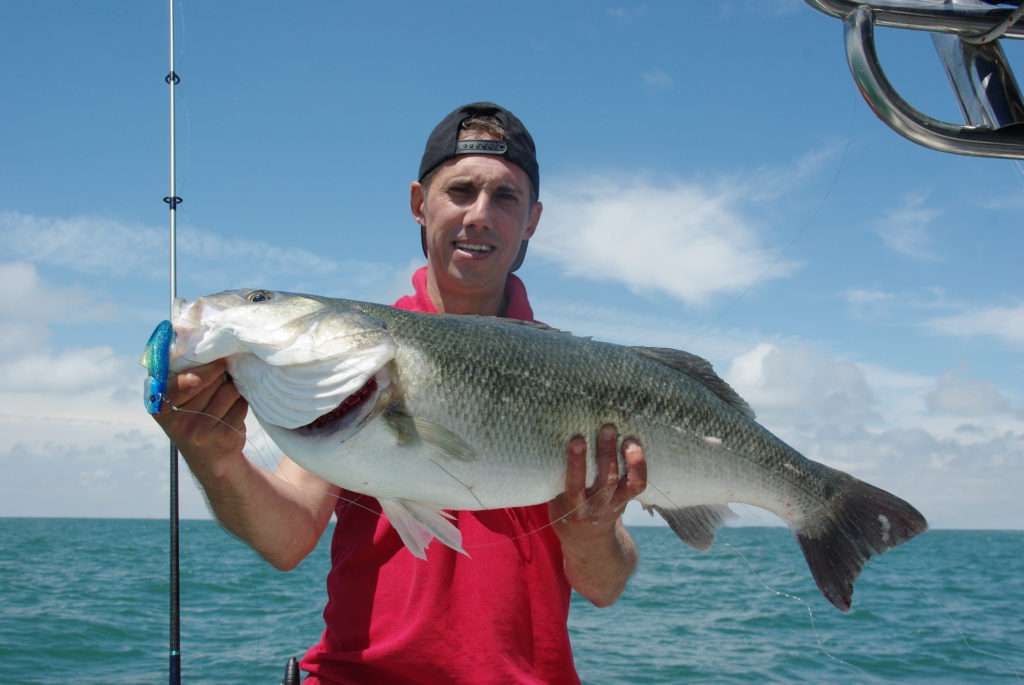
405, 266, 534, 321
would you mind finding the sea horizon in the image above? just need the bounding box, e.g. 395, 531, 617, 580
2, 513, 1020, 533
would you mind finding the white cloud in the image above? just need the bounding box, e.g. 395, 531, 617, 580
741, 142, 845, 202
926, 371, 1014, 417
535, 176, 798, 305
843, 288, 893, 305
0, 261, 116, 325
607, 5, 647, 20
531, 297, 755, 363
181, 229, 339, 277
0, 210, 397, 296
0, 346, 130, 392
1, 211, 161, 277
928, 305, 1024, 345
0, 261, 149, 462
641, 69, 673, 90
727, 342, 878, 436
723, 341, 1024, 528
0, 426, 209, 519
874, 193, 942, 261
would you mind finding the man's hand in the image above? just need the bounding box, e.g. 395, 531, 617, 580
151, 359, 248, 481
548, 424, 647, 607
149, 359, 336, 570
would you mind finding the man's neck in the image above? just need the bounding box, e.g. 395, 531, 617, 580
426, 270, 507, 316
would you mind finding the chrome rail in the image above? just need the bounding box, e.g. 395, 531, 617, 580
806, 0, 1024, 39
807, 1, 1024, 159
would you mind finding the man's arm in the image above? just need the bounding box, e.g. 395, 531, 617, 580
548, 425, 647, 607
152, 360, 336, 570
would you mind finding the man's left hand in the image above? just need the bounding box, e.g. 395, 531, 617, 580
549, 424, 647, 536
548, 424, 647, 607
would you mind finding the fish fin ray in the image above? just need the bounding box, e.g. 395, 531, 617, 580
383, 409, 477, 462
378, 498, 467, 559
229, 336, 394, 429
795, 477, 927, 612
629, 346, 755, 420
648, 503, 737, 551
452, 315, 593, 341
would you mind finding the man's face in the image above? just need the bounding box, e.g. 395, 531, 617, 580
410, 153, 542, 297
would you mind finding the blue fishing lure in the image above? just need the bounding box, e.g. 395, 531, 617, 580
141, 320, 175, 414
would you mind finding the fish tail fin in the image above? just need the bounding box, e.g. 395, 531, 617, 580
796, 477, 927, 612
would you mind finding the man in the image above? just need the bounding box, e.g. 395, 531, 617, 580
153, 102, 647, 684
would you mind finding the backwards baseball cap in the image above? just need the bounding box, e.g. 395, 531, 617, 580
418, 102, 540, 272
419, 101, 540, 194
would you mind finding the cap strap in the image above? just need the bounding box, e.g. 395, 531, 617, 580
456, 140, 508, 155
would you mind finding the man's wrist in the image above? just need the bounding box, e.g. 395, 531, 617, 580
183, 447, 248, 486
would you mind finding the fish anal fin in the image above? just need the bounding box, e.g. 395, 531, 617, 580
647, 503, 737, 551
383, 408, 477, 461
795, 477, 927, 612
378, 498, 467, 559
629, 346, 755, 420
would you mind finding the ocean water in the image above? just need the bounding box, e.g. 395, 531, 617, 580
0, 518, 1021, 684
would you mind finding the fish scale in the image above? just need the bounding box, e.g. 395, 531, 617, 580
379, 305, 763, 505
165, 289, 928, 611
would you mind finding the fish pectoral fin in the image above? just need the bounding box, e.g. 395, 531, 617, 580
378, 498, 467, 559
229, 332, 396, 430
644, 503, 737, 551
383, 409, 477, 462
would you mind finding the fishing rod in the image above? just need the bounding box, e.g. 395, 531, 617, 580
156, 6, 301, 683
163, 0, 182, 683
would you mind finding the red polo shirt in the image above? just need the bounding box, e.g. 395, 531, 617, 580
301, 267, 580, 685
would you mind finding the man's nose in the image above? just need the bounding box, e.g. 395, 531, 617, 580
463, 192, 495, 229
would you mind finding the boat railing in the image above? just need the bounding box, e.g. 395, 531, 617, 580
805, 0, 1024, 159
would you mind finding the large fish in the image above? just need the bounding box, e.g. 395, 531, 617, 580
162, 288, 927, 611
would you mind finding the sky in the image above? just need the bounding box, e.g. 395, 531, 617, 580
0, 1, 1022, 531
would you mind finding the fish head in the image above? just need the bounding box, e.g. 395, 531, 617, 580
170, 289, 397, 439
170, 289, 387, 366
172, 289, 324, 364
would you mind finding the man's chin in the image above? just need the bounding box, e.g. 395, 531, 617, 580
444, 261, 511, 290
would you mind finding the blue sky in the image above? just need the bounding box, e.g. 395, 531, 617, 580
1, 1, 1022, 529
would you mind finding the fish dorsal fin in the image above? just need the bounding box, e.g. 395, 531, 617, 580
502, 319, 563, 333
452, 315, 593, 340
629, 346, 755, 420
644, 503, 737, 551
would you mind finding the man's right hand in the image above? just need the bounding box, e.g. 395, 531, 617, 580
148, 359, 335, 569
152, 359, 249, 480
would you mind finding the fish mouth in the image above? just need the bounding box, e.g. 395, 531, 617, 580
293, 374, 383, 437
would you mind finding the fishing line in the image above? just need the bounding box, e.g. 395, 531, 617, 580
943, 608, 1024, 681
166, 404, 386, 519
688, 131, 855, 330
644, 479, 884, 683
718, 538, 883, 684
168, 403, 626, 551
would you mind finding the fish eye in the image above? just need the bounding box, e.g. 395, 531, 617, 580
247, 289, 273, 303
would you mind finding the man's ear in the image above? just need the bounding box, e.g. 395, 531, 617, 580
524, 200, 543, 240
410, 181, 426, 225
